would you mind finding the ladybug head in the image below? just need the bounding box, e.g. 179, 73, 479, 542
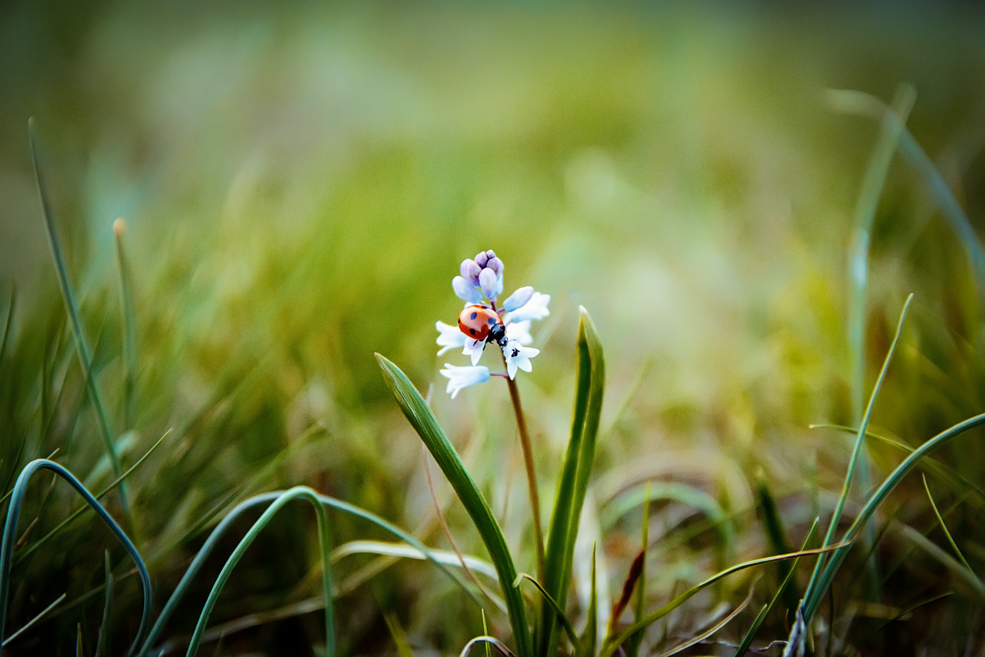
487, 323, 507, 347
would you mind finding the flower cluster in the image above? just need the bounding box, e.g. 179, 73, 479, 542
437, 250, 550, 397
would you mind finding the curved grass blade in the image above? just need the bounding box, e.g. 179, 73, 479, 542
896, 522, 985, 599
599, 542, 849, 657
182, 487, 334, 657
802, 411, 985, 621
827, 89, 985, 285
0, 282, 13, 364
512, 574, 579, 649
922, 475, 977, 579
28, 119, 129, 516
459, 636, 517, 657
539, 307, 605, 657
0, 459, 151, 655
377, 354, 532, 657
334, 540, 499, 579
802, 294, 912, 612
16, 430, 170, 566
140, 489, 484, 656
657, 581, 755, 657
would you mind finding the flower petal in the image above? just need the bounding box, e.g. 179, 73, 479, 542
478, 269, 498, 300
453, 276, 483, 304
440, 363, 491, 398
463, 338, 485, 365
503, 286, 534, 312
505, 319, 533, 345
436, 320, 467, 356
461, 259, 481, 285
508, 292, 550, 323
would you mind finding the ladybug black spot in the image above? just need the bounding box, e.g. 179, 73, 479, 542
469, 328, 477, 336
470, 311, 478, 320
488, 318, 495, 325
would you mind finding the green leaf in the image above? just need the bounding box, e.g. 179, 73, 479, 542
95, 551, 114, 657
377, 354, 532, 657
539, 307, 605, 657
580, 543, 598, 657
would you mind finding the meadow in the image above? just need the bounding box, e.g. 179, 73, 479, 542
1, 3, 985, 655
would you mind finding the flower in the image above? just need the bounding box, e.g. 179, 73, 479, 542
435, 249, 550, 394
502, 339, 539, 379
440, 364, 491, 398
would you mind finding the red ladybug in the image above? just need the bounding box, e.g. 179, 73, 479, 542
458, 304, 506, 345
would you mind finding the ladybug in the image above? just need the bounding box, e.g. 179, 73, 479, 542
458, 304, 507, 347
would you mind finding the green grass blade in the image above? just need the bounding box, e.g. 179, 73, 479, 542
657, 582, 755, 657
580, 543, 597, 657
140, 488, 484, 656
599, 542, 848, 657
184, 487, 334, 657
113, 218, 138, 432
1, 593, 66, 648
827, 89, 985, 285
0, 282, 14, 364
28, 118, 129, 515
896, 522, 985, 599
376, 354, 532, 657
732, 519, 819, 657
512, 574, 580, 649
802, 294, 912, 610
0, 460, 151, 656
539, 307, 605, 657
922, 475, 977, 578
802, 411, 985, 621
95, 551, 113, 657
384, 613, 415, 657
754, 471, 799, 617
15, 430, 170, 567
459, 636, 517, 657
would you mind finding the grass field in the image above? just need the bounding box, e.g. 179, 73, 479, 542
2, 2, 985, 655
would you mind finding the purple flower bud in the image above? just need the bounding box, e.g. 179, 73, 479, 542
475, 251, 490, 267
486, 257, 503, 276
453, 276, 483, 304
461, 259, 481, 285
478, 268, 498, 300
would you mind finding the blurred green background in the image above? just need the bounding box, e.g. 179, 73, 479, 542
2, 1, 985, 654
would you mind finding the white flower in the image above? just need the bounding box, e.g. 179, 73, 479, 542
502, 339, 539, 380
503, 286, 534, 312
462, 337, 485, 365
505, 319, 533, 346
436, 321, 466, 356
440, 364, 491, 398
508, 291, 550, 323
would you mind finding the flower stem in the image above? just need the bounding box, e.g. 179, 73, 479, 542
502, 356, 545, 582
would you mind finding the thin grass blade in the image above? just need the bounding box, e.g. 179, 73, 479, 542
377, 354, 532, 657
512, 574, 580, 649
0, 460, 151, 656
95, 551, 113, 657
580, 543, 597, 657
113, 218, 138, 432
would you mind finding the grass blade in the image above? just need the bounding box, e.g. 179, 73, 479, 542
113, 218, 138, 432
580, 543, 597, 657
28, 118, 129, 515
512, 574, 580, 649
459, 636, 517, 657
802, 411, 985, 621
624, 481, 650, 657
183, 487, 334, 657
0, 460, 151, 656
599, 542, 849, 657
802, 294, 913, 612
1, 593, 66, 647
539, 307, 605, 657
732, 519, 819, 657
95, 551, 114, 657
755, 471, 799, 617
0, 283, 13, 364
922, 475, 977, 579
656, 581, 755, 657
376, 354, 532, 657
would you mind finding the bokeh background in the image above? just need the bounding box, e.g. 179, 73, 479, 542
2, 1, 985, 654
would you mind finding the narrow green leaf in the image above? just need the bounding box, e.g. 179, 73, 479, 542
539, 307, 605, 657
732, 519, 819, 657
459, 635, 517, 657
803, 411, 985, 621
599, 542, 848, 657
95, 551, 114, 657
656, 582, 755, 657
384, 613, 415, 657
113, 218, 138, 432
580, 543, 598, 657
803, 294, 913, 613
1, 593, 66, 647
513, 574, 580, 649
0, 460, 151, 656
377, 354, 532, 657
625, 481, 650, 657
0, 282, 14, 364
755, 471, 799, 617
28, 118, 129, 515
922, 475, 978, 579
